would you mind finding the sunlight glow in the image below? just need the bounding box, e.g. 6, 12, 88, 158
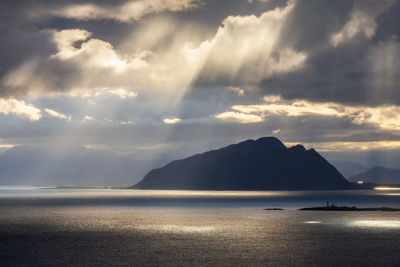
163, 117, 181, 124
140, 224, 217, 234
215, 111, 263, 123
283, 141, 400, 152
374, 187, 400, 191
351, 220, 400, 228
216, 96, 400, 131
0, 144, 16, 148
303, 221, 322, 224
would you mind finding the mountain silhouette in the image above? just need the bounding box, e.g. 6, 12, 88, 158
350, 166, 400, 185
133, 137, 355, 190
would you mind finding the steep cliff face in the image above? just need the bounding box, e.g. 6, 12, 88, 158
133, 137, 353, 190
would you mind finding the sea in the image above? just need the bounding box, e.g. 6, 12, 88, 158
0, 187, 400, 266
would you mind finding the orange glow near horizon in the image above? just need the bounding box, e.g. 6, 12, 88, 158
374, 187, 400, 191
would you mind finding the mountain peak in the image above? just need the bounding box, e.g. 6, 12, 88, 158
289, 144, 306, 152
255, 136, 287, 148
226, 136, 286, 152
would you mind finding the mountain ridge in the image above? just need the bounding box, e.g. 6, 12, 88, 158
133, 137, 359, 190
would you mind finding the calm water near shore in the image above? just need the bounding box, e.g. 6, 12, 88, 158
1, 188, 400, 266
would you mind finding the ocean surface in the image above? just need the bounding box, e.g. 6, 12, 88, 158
1, 188, 400, 266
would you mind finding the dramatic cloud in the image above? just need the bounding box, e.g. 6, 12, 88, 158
44, 108, 71, 121
0, 98, 42, 121
38, 0, 202, 22
214, 112, 263, 124
258, 0, 400, 106
193, 0, 307, 85
1, 0, 400, 184
216, 95, 400, 131
330, 10, 376, 47
1, 0, 307, 99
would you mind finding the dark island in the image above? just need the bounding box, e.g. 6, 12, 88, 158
299, 203, 400, 211
133, 137, 367, 190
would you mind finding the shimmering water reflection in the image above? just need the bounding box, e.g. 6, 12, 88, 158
1, 188, 400, 208
350, 220, 400, 228
0, 189, 400, 266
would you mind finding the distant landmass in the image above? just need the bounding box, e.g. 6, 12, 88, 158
350, 166, 400, 185
299, 204, 400, 212
133, 137, 360, 190
332, 161, 368, 178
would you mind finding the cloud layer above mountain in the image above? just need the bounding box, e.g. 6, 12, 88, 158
1, 0, 400, 184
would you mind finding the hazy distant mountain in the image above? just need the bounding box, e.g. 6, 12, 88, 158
331, 161, 368, 178
133, 137, 355, 190
350, 166, 400, 184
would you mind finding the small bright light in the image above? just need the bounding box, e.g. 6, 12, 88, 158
303, 221, 321, 224
357, 181, 364, 184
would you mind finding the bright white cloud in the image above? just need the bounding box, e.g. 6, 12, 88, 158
70, 87, 138, 100
83, 115, 95, 121
0, 98, 42, 121
216, 96, 400, 131
163, 117, 181, 124
44, 108, 71, 121
95, 88, 138, 99
52, 29, 150, 73
51, 29, 92, 60
214, 111, 262, 124
39, 0, 201, 22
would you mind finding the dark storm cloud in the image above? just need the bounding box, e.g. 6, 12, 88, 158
258, 0, 400, 106
0, 27, 56, 96
374, 2, 400, 41
277, 0, 354, 51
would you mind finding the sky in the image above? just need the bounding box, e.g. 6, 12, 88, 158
1, 0, 400, 185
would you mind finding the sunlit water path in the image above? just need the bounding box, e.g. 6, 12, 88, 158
1, 188, 400, 266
